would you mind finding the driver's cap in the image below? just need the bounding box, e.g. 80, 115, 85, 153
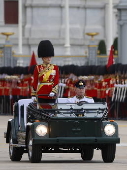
75, 80, 85, 89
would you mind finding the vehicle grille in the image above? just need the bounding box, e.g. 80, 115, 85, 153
49, 119, 102, 138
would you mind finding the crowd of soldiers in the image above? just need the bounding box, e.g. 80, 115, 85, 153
0, 63, 127, 118
59, 73, 127, 119
59, 74, 113, 99
0, 74, 33, 114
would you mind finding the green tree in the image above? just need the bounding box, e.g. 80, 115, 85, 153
97, 40, 107, 55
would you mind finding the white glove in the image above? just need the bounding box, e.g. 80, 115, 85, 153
59, 83, 66, 87
49, 92, 55, 97
31, 96, 36, 102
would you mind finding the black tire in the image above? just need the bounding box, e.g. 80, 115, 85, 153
81, 148, 94, 161
27, 131, 42, 163
9, 133, 23, 161
101, 144, 116, 163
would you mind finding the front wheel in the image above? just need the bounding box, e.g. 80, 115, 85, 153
9, 133, 23, 161
27, 131, 42, 163
81, 148, 94, 161
101, 144, 116, 163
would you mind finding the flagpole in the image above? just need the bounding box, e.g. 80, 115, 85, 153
18, 0, 22, 54
64, 0, 71, 55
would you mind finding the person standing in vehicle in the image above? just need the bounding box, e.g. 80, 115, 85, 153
67, 80, 94, 103
31, 40, 59, 103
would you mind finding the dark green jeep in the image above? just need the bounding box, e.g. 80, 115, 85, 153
4, 98, 120, 163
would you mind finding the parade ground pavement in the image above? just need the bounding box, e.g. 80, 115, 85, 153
0, 115, 127, 170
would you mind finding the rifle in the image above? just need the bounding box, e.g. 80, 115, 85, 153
122, 73, 127, 102
115, 72, 122, 102
112, 73, 118, 102
120, 74, 125, 102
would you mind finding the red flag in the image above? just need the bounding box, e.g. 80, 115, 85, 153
28, 51, 37, 71
106, 45, 114, 69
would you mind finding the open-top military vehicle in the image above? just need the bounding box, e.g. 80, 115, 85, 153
4, 98, 120, 163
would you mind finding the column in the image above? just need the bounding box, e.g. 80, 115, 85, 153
64, 0, 71, 55
25, 0, 32, 37
18, 0, 23, 54
106, 0, 113, 55
0, 0, 4, 25
116, 0, 127, 63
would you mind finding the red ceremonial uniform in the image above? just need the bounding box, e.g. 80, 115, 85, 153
11, 79, 19, 96
100, 81, 107, 99
108, 78, 115, 97
38, 103, 56, 109
23, 76, 33, 97
96, 80, 102, 99
22, 81, 29, 97
63, 78, 71, 97
32, 64, 59, 99
0, 79, 4, 96
17, 81, 23, 97
85, 79, 97, 97
64, 79, 76, 97
3, 79, 11, 96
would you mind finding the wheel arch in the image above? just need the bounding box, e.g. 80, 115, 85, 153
6, 119, 13, 143
25, 124, 32, 146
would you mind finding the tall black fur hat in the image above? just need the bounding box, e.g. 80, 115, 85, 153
38, 40, 54, 58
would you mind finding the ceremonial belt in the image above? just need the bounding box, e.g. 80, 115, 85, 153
39, 83, 53, 85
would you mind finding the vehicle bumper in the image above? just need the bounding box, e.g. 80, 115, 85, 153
33, 137, 120, 145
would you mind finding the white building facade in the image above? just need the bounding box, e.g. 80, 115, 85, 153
0, 0, 120, 66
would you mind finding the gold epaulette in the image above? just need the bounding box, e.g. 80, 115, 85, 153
85, 96, 92, 98
68, 96, 74, 98
31, 90, 36, 96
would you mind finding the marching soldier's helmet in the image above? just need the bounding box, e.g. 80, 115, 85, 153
75, 80, 86, 89
38, 40, 54, 58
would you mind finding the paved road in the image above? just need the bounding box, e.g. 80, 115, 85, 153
0, 116, 127, 170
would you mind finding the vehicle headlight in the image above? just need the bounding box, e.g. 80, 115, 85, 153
35, 125, 48, 136
104, 124, 115, 136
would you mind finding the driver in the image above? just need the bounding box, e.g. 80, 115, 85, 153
67, 80, 94, 103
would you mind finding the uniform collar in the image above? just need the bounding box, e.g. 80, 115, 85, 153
76, 95, 84, 100
42, 63, 50, 67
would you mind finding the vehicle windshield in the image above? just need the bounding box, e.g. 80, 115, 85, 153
38, 102, 107, 118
